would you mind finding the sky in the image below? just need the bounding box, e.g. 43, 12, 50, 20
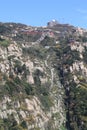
0, 0, 87, 28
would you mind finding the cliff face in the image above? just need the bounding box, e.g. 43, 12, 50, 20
0, 22, 87, 130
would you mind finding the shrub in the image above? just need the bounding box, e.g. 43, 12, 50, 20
40, 36, 55, 46
4, 80, 18, 95
22, 47, 45, 59
0, 39, 10, 47
83, 47, 87, 63
20, 120, 27, 128
40, 95, 53, 111
24, 82, 34, 95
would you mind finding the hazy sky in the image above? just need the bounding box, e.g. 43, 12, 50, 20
0, 0, 87, 28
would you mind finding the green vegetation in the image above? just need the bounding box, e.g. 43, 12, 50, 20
22, 46, 47, 59
2, 72, 53, 110
78, 36, 87, 42
23, 82, 34, 95
0, 39, 10, 47
53, 36, 87, 129
60, 125, 67, 130
67, 82, 87, 130
39, 95, 53, 111
40, 36, 55, 46
2, 75, 33, 96
33, 69, 53, 110
14, 31, 41, 42
52, 112, 61, 120
20, 120, 27, 129
0, 25, 11, 34
14, 60, 30, 78
83, 47, 87, 63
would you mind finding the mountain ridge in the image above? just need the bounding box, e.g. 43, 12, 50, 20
0, 21, 87, 130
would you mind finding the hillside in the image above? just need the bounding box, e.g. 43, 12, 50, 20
0, 21, 87, 130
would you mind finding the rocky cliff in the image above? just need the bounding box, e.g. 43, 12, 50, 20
0, 21, 87, 130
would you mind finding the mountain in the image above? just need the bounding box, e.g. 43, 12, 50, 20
0, 21, 87, 130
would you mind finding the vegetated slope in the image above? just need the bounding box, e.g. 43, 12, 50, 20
0, 21, 87, 130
